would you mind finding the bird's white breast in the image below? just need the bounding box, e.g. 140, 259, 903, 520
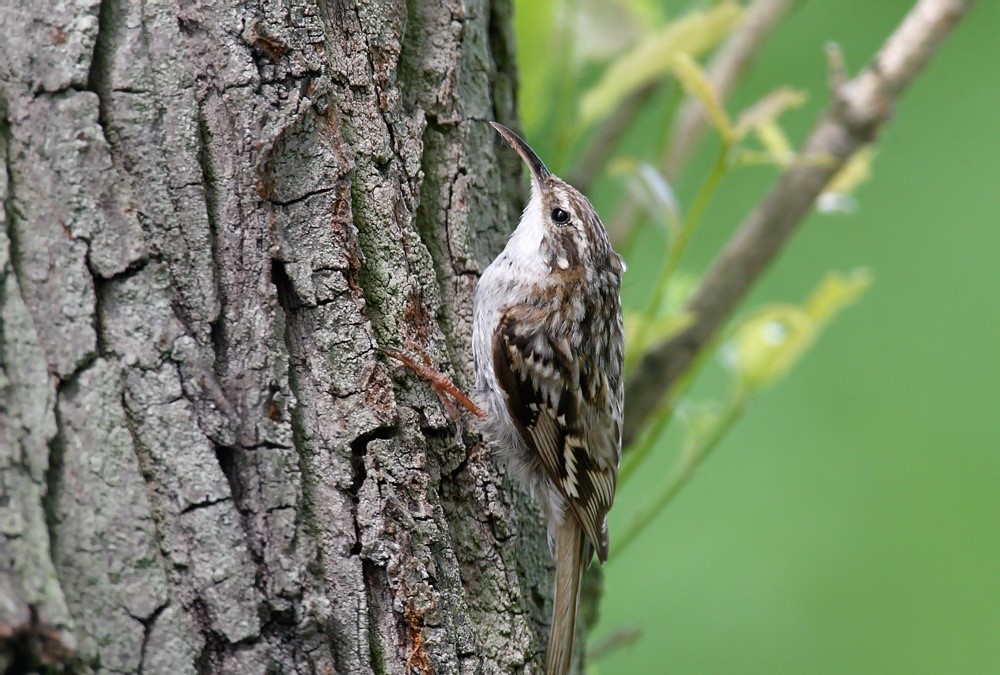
472, 187, 550, 445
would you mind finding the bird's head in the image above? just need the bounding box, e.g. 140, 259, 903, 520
491, 122, 621, 275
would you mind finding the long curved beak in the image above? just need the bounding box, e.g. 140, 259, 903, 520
491, 122, 551, 186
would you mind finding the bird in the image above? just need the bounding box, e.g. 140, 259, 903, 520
472, 122, 625, 675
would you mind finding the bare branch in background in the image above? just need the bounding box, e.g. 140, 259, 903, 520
624, 0, 976, 445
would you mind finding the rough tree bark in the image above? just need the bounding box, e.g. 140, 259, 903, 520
0, 0, 559, 673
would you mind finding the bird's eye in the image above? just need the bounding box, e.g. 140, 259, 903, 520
551, 208, 570, 224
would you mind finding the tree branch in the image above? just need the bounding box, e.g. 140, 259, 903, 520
623, 0, 976, 446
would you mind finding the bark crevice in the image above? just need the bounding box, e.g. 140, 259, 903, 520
135, 601, 169, 675
85, 0, 114, 143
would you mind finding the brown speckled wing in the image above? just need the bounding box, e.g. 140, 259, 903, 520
492, 304, 619, 562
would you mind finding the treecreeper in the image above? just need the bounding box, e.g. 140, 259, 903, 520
390, 122, 625, 674
473, 123, 625, 675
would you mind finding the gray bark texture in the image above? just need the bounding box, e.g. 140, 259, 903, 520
0, 0, 562, 672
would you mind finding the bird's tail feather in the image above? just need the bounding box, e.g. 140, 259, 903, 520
546, 518, 584, 675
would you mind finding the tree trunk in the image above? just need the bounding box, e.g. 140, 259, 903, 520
0, 0, 557, 672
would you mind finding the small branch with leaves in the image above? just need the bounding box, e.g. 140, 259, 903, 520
623, 0, 976, 447
609, 0, 795, 246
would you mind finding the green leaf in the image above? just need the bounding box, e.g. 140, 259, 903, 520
819, 146, 876, 213
725, 270, 872, 392
753, 120, 796, 168
671, 52, 734, 142
578, 1, 743, 128
804, 268, 873, 325
734, 87, 807, 138
726, 305, 815, 391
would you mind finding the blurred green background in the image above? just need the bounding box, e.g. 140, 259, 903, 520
512, 1, 1000, 673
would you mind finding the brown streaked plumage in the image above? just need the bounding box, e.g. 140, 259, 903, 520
473, 123, 625, 675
